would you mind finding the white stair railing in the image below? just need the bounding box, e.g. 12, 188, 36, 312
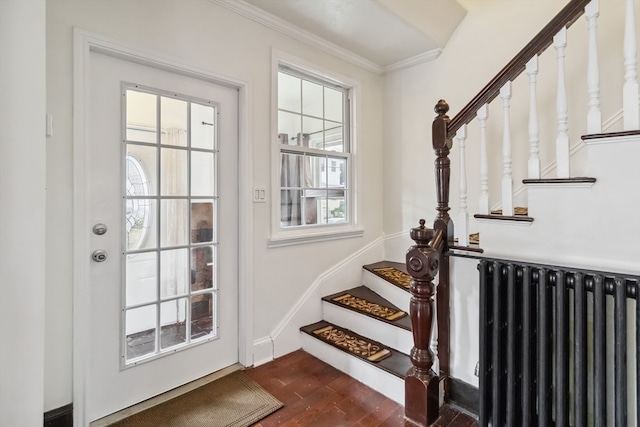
586, 0, 602, 134
500, 82, 514, 216
456, 124, 468, 246
623, 0, 639, 130
526, 56, 541, 179
463, 1, 637, 223
554, 27, 570, 178
477, 104, 490, 215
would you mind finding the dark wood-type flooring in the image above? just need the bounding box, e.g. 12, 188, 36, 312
245, 349, 477, 427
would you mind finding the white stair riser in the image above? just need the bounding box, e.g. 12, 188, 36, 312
362, 271, 411, 311
322, 302, 414, 355
301, 332, 405, 404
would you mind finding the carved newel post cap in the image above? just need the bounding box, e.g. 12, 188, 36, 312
434, 99, 449, 116
410, 219, 434, 245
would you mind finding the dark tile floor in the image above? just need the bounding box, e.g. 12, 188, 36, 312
246, 349, 478, 427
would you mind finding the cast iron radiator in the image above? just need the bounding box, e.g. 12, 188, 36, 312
477, 259, 639, 427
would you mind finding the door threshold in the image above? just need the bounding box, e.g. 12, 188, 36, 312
90, 363, 243, 426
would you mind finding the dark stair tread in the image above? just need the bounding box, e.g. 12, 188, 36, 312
522, 177, 596, 185
363, 261, 411, 293
301, 320, 412, 379
474, 213, 534, 223
582, 129, 640, 140
322, 286, 412, 331
451, 232, 484, 253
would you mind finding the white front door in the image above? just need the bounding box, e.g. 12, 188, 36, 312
85, 50, 239, 422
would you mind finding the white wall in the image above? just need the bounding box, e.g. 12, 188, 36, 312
0, 1, 47, 425
45, 0, 384, 411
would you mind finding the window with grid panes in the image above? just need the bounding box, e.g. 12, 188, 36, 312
277, 67, 351, 229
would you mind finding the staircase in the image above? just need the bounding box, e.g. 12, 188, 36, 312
300, 262, 413, 405
297, 0, 639, 425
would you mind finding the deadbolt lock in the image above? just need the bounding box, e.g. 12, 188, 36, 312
93, 223, 108, 235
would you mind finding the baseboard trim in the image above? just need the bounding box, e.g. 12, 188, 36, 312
446, 377, 479, 417
44, 404, 73, 427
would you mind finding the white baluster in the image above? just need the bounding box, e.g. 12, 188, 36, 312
500, 82, 514, 217
586, 0, 602, 134
623, 0, 639, 130
554, 27, 571, 178
457, 124, 469, 246
477, 104, 489, 215
526, 56, 541, 179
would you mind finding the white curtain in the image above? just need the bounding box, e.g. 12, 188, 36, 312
160, 128, 188, 325
280, 133, 300, 226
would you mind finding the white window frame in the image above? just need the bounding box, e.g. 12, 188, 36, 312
269, 51, 362, 247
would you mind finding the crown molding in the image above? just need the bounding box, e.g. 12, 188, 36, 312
210, 0, 384, 74
383, 48, 442, 73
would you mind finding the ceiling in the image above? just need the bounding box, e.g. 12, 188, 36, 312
213, 0, 467, 73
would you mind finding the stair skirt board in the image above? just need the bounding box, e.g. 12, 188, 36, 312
300, 332, 406, 404
322, 302, 414, 355
362, 272, 411, 311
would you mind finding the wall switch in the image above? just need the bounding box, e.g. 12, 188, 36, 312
253, 187, 267, 203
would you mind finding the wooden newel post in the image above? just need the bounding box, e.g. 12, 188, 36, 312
432, 100, 453, 379
405, 219, 444, 426
405, 100, 453, 426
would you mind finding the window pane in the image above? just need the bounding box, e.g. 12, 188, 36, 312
325, 87, 343, 123
161, 97, 187, 146
191, 246, 214, 292
191, 151, 215, 197
278, 72, 301, 113
281, 152, 303, 188
306, 155, 327, 188
126, 153, 155, 251
278, 111, 301, 144
127, 144, 157, 195
191, 293, 214, 340
302, 80, 323, 118
281, 189, 302, 226
160, 148, 188, 195
191, 103, 215, 150
191, 201, 214, 244
160, 248, 189, 298
304, 192, 325, 225
126, 90, 157, 143
126, 199, 156, 251
328, 157, 347, 188
160, 199, 188, 247
125, 305, 157, 360
126, 252, 158, 306
324, 122, 344, 152
160, 298, 187, 349
303, 116, 323, 149
328, 195, 347, 224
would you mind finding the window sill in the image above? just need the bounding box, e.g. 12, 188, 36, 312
267, 226, 364, 248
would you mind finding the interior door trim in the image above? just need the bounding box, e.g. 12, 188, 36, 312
72, 28, 254, 426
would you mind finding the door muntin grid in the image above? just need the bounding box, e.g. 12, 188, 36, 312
122, 84, 220, 366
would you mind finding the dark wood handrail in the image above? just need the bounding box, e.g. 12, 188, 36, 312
447, 0, 591, 138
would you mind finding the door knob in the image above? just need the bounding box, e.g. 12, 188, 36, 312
92, 249, 108, 263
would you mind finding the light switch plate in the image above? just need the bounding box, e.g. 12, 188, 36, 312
253, 187, 266, 203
